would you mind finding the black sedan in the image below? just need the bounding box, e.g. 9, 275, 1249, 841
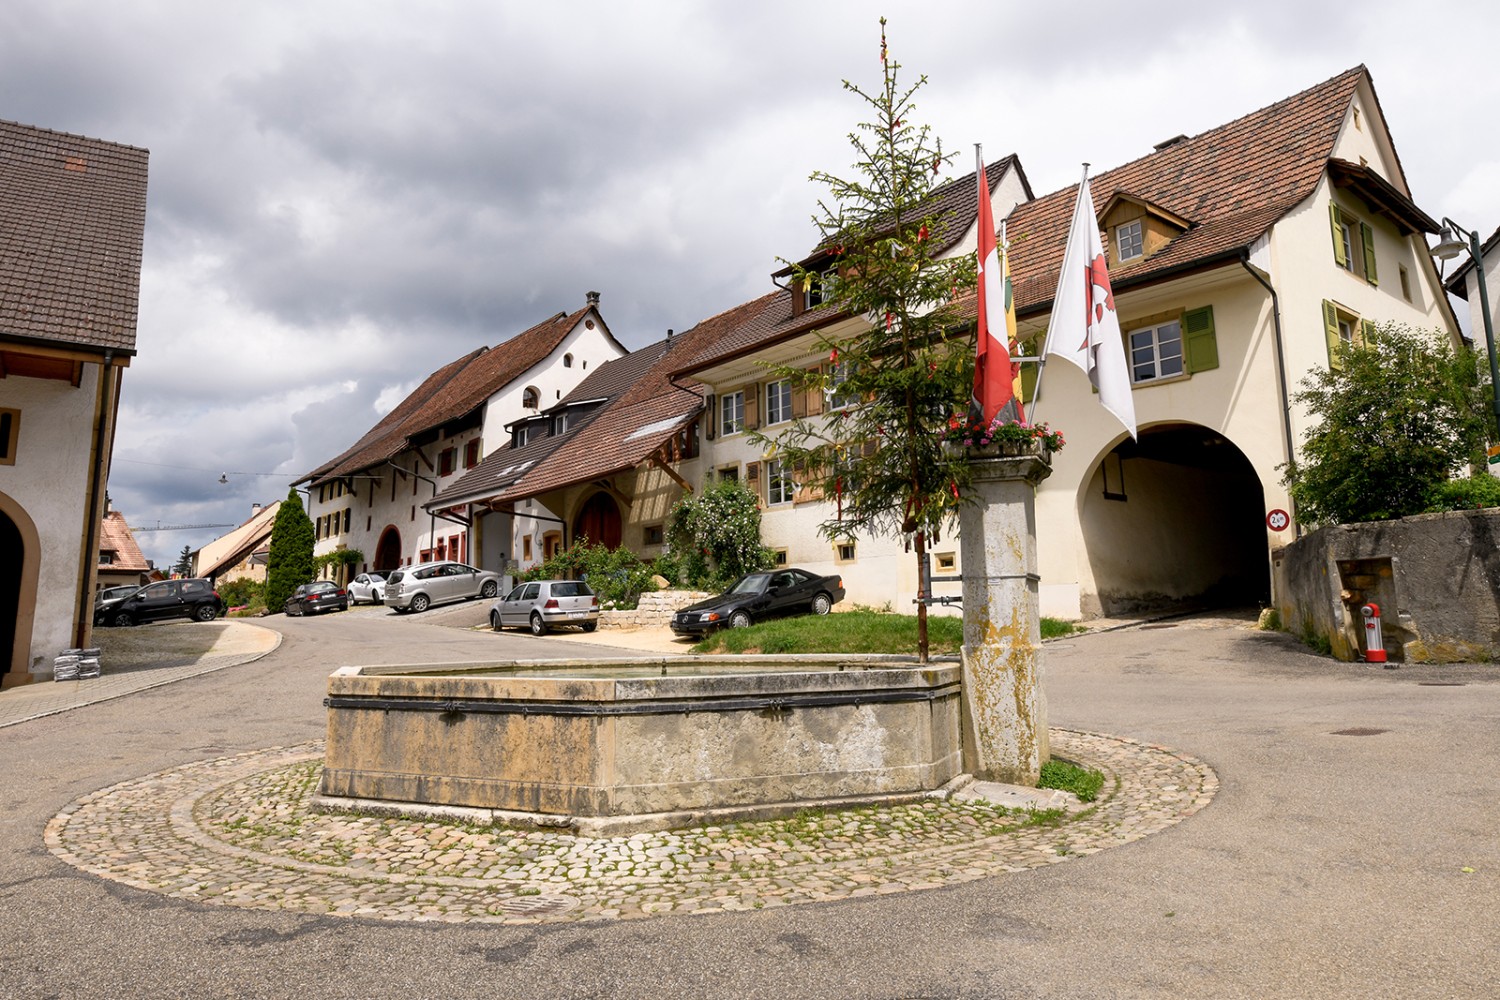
670, 568, 845, 635
284, 581, 349, 616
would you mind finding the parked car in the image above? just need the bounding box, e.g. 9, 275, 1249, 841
94, 578, 225, 627
95, 585, 142, 605
284, 581, 349, 616
383, 561, 502, 613
490, 580, 600, 635
670, 568, 845, 635
347, 573, 387, 605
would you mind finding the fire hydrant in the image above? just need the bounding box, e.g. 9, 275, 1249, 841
1361, 603, 1389, 666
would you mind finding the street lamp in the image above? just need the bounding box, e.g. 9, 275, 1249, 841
1431, 218, 1500, 446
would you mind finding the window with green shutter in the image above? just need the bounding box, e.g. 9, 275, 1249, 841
1183, 306, 1219, 373
1322, 299, 1365, 371
1329, 201, 1378, 285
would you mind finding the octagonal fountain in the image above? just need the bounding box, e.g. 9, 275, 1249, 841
315, 655, 962, 836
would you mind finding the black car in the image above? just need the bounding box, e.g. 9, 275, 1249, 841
284, 581, 350, 616
94, 578, 225, 627
670, 568, 845, 635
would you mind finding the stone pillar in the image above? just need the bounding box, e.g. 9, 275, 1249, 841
956, 444, 1052, 784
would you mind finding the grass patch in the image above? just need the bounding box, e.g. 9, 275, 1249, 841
691, 609, 1085, 655
1037, 759, 1105, 802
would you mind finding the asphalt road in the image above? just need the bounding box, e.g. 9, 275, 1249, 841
3, 606, 1497, 999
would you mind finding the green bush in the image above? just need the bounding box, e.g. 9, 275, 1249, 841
1426, 475, 1500, 512
522, 540, 656, 609
265, 489, 315, 612
667, 477, 775, 590
216, 578, 264, 610
1037, 760, 1105, 802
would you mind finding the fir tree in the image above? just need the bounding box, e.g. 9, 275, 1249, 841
173, 544, 193, 576
755, 19, 977, 661
265, 489, 315, 612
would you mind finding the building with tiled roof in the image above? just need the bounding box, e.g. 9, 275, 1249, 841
97, 508, 152, 592
296, 292, 627, 580
426, 302, 765, 572
664, 66, 1457, 623
192, 501, 282, 584
0, 119, 148, 687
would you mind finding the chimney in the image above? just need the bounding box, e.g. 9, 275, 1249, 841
666, 328, 674, 340
586, 290, 601, 306
251, 503, 262, 516
1153, 134, 1189, 151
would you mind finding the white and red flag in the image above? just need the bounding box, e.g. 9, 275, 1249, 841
971, 151, 1022, 426
1042, 168, 1137, 439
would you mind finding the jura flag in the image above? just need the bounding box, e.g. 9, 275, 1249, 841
971, 152, 1021, 425
1042, 170, 1137, 439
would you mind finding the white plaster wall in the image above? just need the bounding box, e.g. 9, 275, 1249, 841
941, 163, 1034, 264
481, 309, 627, 455
0, 370, 100, 671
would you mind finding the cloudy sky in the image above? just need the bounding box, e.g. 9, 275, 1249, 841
5, 1, 1499, 567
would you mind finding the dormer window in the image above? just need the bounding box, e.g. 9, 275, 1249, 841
522, 386, 540, 409
514, 425, 530, 448
1116, 220, 1144, 262
803, 266, 838, 310
555, 412, 570, 435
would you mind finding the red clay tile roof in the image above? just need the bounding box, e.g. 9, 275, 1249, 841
0, 119, 149, 354
1007, 66, 1370, 317
774, 155, 1029, 274
302, 303, 619, 485
98, 511, 150, 573
485, 297, 775, 503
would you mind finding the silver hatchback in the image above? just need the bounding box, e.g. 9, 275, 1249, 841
490, 580, 600, 635
383, 561, 502, 613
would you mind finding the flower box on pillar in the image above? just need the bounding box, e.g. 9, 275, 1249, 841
946, 438, 1054, 785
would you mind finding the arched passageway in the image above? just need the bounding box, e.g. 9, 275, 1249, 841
1079, 423, 1269, 616
373, 527, 403, 572
573, 492, 622, 550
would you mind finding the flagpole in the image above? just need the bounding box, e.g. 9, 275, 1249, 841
1029, 163, 1091, 423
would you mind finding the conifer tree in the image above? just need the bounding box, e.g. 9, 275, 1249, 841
265, 488, 315, 613
756, 19, 977, 661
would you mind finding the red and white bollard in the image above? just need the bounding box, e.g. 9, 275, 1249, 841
1361, 603, 1388, 665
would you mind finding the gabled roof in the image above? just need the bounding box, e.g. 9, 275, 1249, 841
0, 119, 149, 355
98, 510, 149, 573
195, 501, 282, 579
427, 343, 676, 508
773, 155, 1029, 276
1006, 66, 1393, 316
301, 301, 620, 485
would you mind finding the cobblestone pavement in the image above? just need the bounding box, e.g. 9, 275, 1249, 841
0, 621, 280, 729
44, 728, 1215, 924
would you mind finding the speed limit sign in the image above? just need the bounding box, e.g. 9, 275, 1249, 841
1266, 509, 1290, 531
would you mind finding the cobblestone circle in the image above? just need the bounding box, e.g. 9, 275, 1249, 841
45, 729, 1216, 924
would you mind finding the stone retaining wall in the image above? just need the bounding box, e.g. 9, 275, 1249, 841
599, 589, 714, 629
1271, 509, 1500, 662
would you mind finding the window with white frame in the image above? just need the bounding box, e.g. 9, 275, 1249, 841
827, 360, 857, 409
1116, 220, 1144, 262
804, 266, 838, 309
765, 458, 794, 505
765, 380, 793, 425
1128, 320, 1184, 383
720, 390, 745, 436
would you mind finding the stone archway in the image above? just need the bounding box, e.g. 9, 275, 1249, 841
1077, 422, 1269, 617
373, 527, 403, 572
573, 492, 622, 550
0, 491, 41, 688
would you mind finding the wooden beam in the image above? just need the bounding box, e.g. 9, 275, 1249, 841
649, 453, 693, 494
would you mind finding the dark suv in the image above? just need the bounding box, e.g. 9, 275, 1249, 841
94, 578, 225, 627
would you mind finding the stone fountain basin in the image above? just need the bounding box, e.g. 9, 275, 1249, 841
316, 656, 962, 835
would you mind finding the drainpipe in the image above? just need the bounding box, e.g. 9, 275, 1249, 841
77, 350, 116, 647
1239, 252, 1300, 540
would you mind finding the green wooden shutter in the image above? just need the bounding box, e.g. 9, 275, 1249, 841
1322, 300, 1343, 370
1360, 318, 1377, 345
704, 394, 716, 440
1329, 204, 1347, 268
1183, 306, 1219, 373
1360, 221, 1378, 285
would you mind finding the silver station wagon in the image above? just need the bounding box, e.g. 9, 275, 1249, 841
489, 580, 600, 635
383, 561, 502, 613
